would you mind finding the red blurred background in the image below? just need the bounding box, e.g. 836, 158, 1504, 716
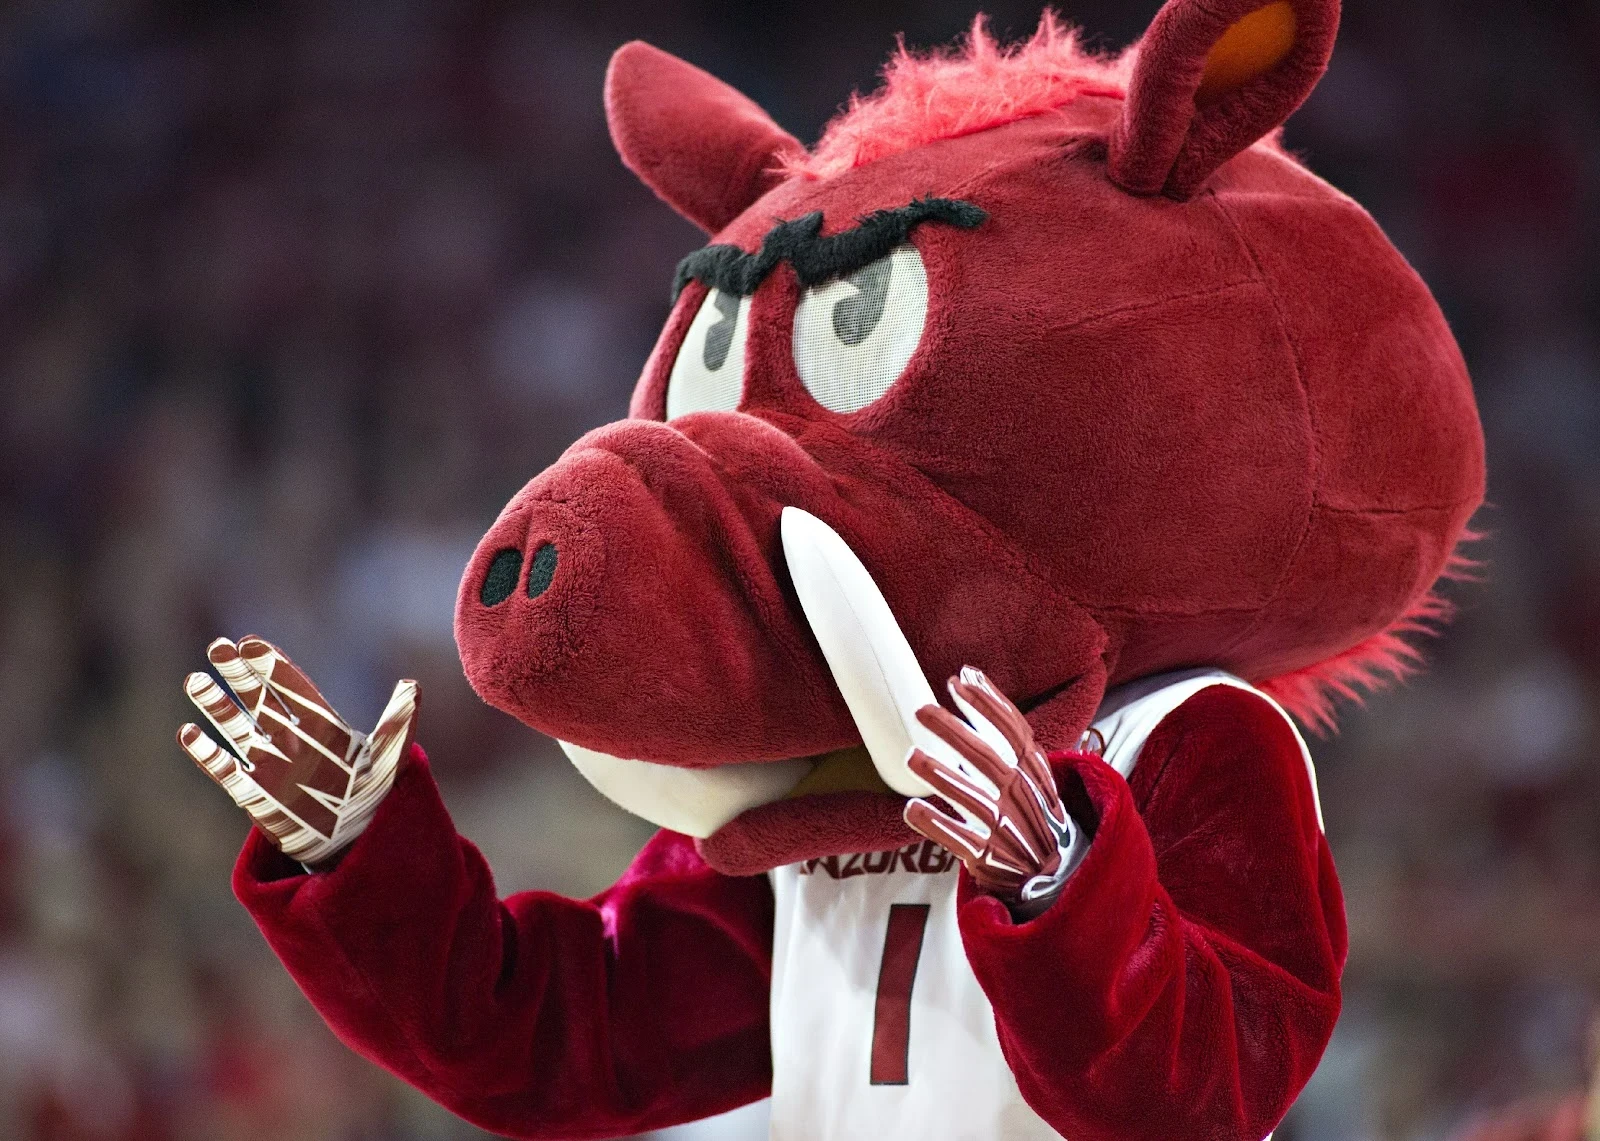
0, 1, 1596, 1137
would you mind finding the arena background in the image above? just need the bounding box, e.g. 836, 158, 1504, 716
0, 0, 1596, 1137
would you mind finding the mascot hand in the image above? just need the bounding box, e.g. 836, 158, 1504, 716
903, 668, 1088, 918
176, 636, 418, 868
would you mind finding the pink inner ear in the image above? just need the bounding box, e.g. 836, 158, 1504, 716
1108, 0, 1340, 201
605, 41, 804, 235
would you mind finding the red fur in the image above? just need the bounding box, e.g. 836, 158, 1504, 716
790, 7, 1328, 184
606, 41, 803, 232
696, 789, 916, 876
466, 107, 1485, 780
792, 13, 1131, 180
796, 15, 1132, 177
1260, 532, 1484, 733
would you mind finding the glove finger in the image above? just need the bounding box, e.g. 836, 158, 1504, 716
237, 636, 357, 765
361, 678, 419, 775
207, 637, 266, 715
211, 636, 358, 779
177, 722, 294, 841
975, 847, 1031, 887
237, 636, 332, 708
907, 800, 1027, 895
906, 747, 997, 833
332, 679, 420, 849
951, 670, 1034, 771
178, 722, 243, 788
1007, 769, 1066, 847
951, 686, 1062, 829
903, 798, 986, 865
1012, 757, 1070, 834
184, 671, 260, 760
947, 669, 1019, 767
952, 673, 1066, 818
1015, 745, 1060, 806
915, 704, 1007, 794
953, 662, 1056, 796
990, 813, 1048, 870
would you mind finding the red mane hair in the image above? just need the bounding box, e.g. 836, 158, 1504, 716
1260, 537, 1482, 734
791, 14, 1131, 179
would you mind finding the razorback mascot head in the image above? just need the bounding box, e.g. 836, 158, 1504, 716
455, 0, 1484, 873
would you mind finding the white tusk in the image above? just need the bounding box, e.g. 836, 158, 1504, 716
559, 740, 812, 838
780, 506, 956, 798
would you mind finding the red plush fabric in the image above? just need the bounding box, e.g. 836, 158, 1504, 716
963, 684, 1345, 1140
236, 689, 1338, 1141
696, 789, 918, 877
605, 42, 802, 234
1110, 0, 1340, 199
234, 746, 775, 1140
456, 398, 1108, 770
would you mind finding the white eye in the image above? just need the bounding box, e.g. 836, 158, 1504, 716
792, 245, 928, 414
666, 287, 751, 420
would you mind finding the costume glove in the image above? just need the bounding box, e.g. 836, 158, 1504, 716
903, 667, 1090, 919
177, 636, 418, 868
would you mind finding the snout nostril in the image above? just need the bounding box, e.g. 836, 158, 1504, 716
480, 548, 523, 607
527, 542, 558, 599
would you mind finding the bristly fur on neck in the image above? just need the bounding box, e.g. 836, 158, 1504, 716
1259, 531, 1485, 734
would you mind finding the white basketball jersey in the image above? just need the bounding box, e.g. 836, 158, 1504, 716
765, 669, 1318, 1140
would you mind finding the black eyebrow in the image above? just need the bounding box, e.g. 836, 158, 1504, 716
671, 196, 987, 302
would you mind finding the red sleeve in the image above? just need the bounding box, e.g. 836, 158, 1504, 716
959, 684, 1346, 1141
232, 746, 774, 1140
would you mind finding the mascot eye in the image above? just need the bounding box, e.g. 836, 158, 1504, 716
666, 287, 751, 419
792, 245, 928, 414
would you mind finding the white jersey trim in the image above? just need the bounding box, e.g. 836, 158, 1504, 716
1090, 667, 1323, 831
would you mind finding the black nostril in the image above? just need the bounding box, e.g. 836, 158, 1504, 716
480, 548, 522, 606
527, 542, 557, 598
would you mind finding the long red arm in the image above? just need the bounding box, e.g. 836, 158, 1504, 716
233, 748, 774, 1140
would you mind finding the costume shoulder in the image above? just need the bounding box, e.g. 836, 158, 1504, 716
1110, 672, 1324, 832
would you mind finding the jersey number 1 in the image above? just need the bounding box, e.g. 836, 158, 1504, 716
870, 903, 930, 1085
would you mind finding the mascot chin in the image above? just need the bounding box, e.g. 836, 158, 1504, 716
175, 1, 1484, 1137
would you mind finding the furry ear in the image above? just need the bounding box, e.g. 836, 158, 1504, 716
605, 42, 803, 234
1108, 0, 1339, 200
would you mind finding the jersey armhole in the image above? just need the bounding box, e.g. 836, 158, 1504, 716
1092, 670, 1323, 832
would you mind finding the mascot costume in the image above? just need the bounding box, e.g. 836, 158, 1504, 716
174, 0, 1485, 1137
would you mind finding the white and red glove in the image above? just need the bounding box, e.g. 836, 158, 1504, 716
904, 667, 1090, 918
177, 636, 418, 868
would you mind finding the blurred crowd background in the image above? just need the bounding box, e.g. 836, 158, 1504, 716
0, 0, 1596, 1138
